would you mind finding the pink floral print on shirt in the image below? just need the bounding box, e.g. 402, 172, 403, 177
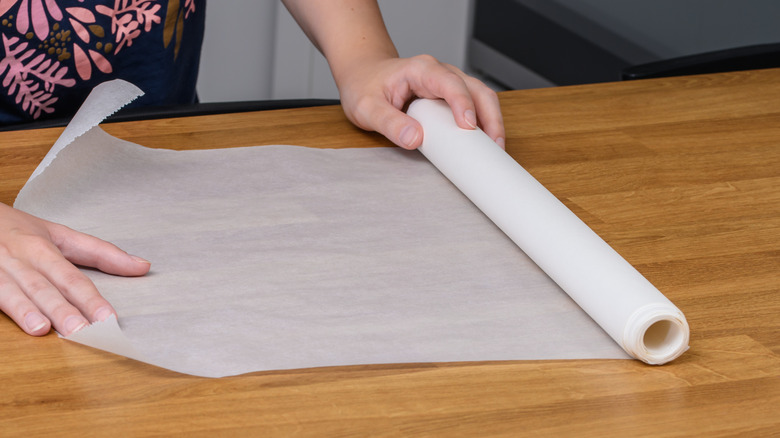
0, 0, 195, 119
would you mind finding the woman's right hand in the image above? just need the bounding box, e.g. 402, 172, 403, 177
0, 202, 151, 336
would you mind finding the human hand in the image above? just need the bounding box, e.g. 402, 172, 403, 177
280, 0, 503, 150
0, 203, 150, 336
336, 54, 505, 150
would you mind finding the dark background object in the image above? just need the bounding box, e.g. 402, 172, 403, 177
621, 43, 780, 80
469, 0, 780, 89
469, 0, 654, 88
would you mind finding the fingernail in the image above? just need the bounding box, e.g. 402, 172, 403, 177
130, 255, 151, 264
496, 137, 506, 149
400, 125, 420, 148
24, 312, 48, 333
464, 110, 477, 129
64, 315, 88, 335
94, 306, 114, 322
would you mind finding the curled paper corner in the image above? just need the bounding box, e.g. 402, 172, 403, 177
61, 315, 148, 365
27, 79, 144, 182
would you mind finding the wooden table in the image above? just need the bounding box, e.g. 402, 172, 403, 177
1, 69, 778, 437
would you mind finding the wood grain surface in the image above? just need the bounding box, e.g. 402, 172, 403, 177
1, 69, 778, 437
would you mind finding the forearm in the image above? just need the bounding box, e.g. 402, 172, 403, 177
281, 0, 398, 87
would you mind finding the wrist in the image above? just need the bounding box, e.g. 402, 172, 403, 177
330, 50, 398, 93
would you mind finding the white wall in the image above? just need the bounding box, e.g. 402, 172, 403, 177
196, 0, 278, 102
198, 0, 472, 102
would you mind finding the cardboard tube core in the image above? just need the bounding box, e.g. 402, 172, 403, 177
643, 319, 686, 357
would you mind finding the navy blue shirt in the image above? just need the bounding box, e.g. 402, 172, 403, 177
0, 0, 205, 125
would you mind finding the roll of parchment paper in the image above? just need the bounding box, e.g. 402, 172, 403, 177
408, 99, 689, 364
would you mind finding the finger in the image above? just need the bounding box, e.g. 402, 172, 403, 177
381, 108, 425, 151
349, 95, 424, 150
49, 223, 151, 277
1, 252, 90, 336
0, 269, 51, 336
462, 75, 505, 148
440, 65, 505, 146
34, 253, 118, 325
403, 55, 478, 132
8, 231, 119, 329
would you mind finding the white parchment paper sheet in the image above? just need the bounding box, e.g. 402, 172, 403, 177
15, 127, 629, 377
16, 80, 691, 378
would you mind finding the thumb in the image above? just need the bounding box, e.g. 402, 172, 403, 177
49, 223, 151, 277
394, 115, 424, 150
348, 97, 424, 150
376, 107, 425, 150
